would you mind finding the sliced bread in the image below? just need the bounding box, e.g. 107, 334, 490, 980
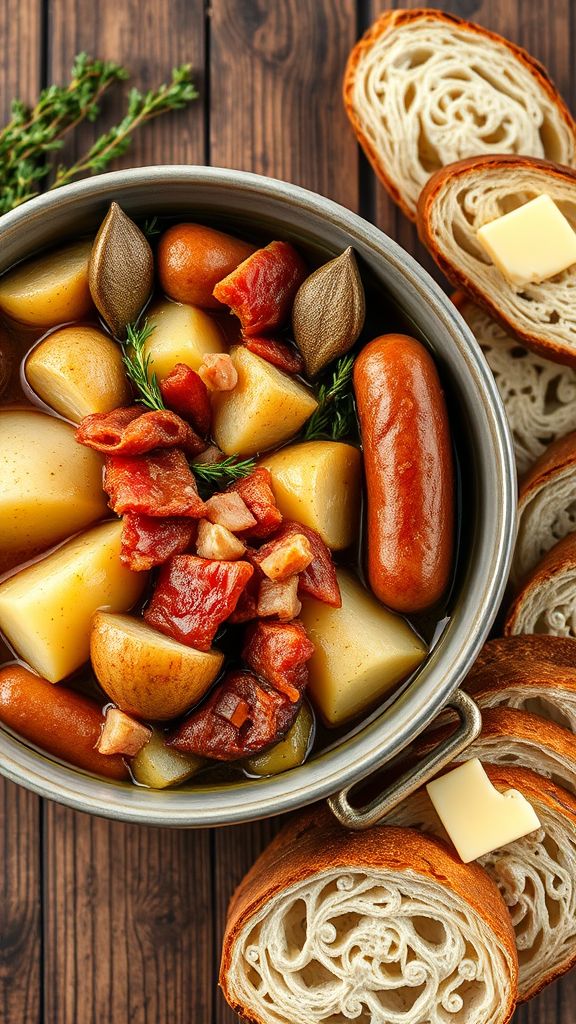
388, 765, 576, 1000
453, 292, 576, 475
466, 655, 576, 732
343, 10, 576, 221
418, 155, 576, 364
505, 531, 576, 636
220, 809, 518, 1024
474, 634, 576, 672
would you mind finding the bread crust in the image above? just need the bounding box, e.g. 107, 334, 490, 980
220, 809, 518, 1024
505, 531, 576, 634
418, 155, 576, 363
343, 11, 576, 222
474, 634, 576, 671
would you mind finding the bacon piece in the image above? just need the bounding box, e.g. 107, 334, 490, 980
227, 565, 263, 624
144, 554, 253, 651
213, 240, 307, 336
227, 468, 282, 539
196, 520, 246, 561
104, 449, 206, 518
244, 336, 304, 374
121, 513, 196, 571
193, 444, 225, 467
242, 619, 314, 703
204, 492, 257, 532
97, 708, 151, 757
257, 533, 313, 581
76, 406, 205, 456
261, 521, 341, 607
198, 352, 238, 391
257, 577, 302, 622
159, 363, 212, 435
168, 670, 298, 760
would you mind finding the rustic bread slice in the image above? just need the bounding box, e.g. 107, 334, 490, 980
388, 766, 576, 1001
505, 531, 576, 636
510, 431, 576, 586
465, 646, 576, 733
221, 809, 518, 1024
453, 292, 576, 475
418, 156, 576, 364
343, 10, 576, 221
474, 634, 576, 672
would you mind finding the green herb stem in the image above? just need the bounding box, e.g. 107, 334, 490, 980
304, 354, 357, 442
192, 456, 256, 485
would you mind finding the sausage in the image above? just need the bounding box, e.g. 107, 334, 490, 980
0, 665, 128, 780
353, 334, 454, 613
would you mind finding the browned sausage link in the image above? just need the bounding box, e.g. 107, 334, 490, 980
353, 334, 454, 613
0, 665, 128, 780
168, 670, 300, 761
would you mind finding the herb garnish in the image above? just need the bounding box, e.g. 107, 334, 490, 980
122, 320, 164, 413
193, 456, 257, 485
304, 354, 357, 442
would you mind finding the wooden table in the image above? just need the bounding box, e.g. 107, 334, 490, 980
0, 1, 573, 1021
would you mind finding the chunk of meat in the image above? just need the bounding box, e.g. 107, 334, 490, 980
244, 336, 304, 374
144, 554, 253, 651
204, 491, 257, 532
242, 619, 314, 703
193, 444, 226, 467
213, 240, 307, 336
104, 449, 206, 518
97, 708, 151, 756
196, 519, 246, 561
121, 513, 196, 571
198, 352, 238, 391
76, 406, 205, 456
168, 670, 298, 760
257, 577, 302, 621
265, 521, 341, 607
159, 362, 212, 435
257, 533, 313, 581
227, 467, 282, 539
227, 566, 262, 624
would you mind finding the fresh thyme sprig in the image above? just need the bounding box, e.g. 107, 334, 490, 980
122, 320, 165, 412
193, 456, 256, 485
303, 354, 357, 441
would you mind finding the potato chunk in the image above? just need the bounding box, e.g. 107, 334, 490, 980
0, 521, 147, 683
144, 298, 224, 380
0, 410, 108, 571
260, 441, 361, 550
131, 728, 203, 789
25, 325, 130, 422
0, 239, 93, 327
299, 569, 427, 726
213, 346, 318, 456
244, 703, 314, 776
90, 612, 224, 720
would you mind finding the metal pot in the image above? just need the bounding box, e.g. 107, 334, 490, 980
0, 166, 515, 827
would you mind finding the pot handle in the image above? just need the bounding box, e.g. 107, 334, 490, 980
327, 689, 482, 831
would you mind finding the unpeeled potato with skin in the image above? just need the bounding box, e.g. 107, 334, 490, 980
144, 298, 225, 379
131, 728, 203, 789
0, 239, 93, 327
158, 223, 255, 308
90, 612, 224, 720
244, 704, 314, 776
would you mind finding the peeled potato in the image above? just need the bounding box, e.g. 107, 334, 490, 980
299, 569, 427, 726
260, 441, 361, 550
244, 704, 314, 776
213, 346, 318, 457
25, 325, 130, 422
90, 612, 224, 720
0, 521, 147, 683
0, 239, 93, 327
144, 298, 224, 379
0, 409, 108, 571
131, 729, 203, 789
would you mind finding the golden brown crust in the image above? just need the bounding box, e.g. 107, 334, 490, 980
220, 809, 518, 1024
518, 429, 576, 498
343, 11, 576, 222
418, 155, 576, 364
474, 634, 576, 671
467, 659, 576, 701
505, 532, 576, 634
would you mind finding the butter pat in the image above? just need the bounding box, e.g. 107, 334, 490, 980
426, 758, 541, 863
476, 194, 576, 286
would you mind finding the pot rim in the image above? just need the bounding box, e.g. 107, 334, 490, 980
0, 165, 516, 826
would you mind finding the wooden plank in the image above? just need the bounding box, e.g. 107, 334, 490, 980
0, 3, 43, 1023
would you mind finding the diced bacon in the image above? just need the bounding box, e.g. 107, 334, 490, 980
198, 352, 238, 391
257, 533, 313, 581
97, 708, 151, 757
257, 577, 302, 621
196, 519, 246, 561
144, 554, 253, 651
244, 336, 304, 374
104, 449, 206, 518
204, 491, 257, 532
227, 566, 263, 624
242, 620, 314, 703
193, 444, 226, 467
76, 406, 205, 456
121, 513, 196, 571
262, 521, 341, 607
212, 240, 307, 336
227, 468, 282, 539
168, 670, 298, 760
159, 363, 212, 436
